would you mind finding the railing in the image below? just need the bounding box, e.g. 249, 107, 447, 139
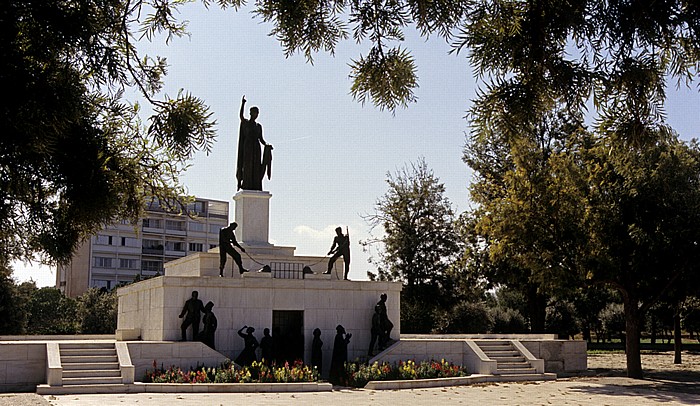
270, 262, 305, 279
142, 247, 163, 255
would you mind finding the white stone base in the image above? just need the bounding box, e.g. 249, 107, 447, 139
117, 275, 401, 377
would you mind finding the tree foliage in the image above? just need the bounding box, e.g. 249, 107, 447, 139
0, 0, 247, 264
78, 288, 118, 334
26, 287, 80, 335
363, 158, 460, 293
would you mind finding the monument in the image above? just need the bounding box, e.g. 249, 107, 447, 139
116, 97, 402, 377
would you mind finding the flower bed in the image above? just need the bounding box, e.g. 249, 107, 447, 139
143, 360, 319, 384
344, 359, 469, 388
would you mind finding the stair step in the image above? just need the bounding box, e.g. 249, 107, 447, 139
497, 362, 532, 369
63, 369, 121, 378
484, 351, 521, 358
489, 356, 526, 362
496, 368, 537, 375
62, 362, 120, 371
62, 377, 124, 386
61, 355, 118, 364
477, 343, 513, 350
59, 342, 115, 350
61, 348, 117, 357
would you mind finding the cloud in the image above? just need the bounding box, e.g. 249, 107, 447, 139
293, 225, 339, 240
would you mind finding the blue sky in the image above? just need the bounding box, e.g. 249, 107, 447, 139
13, 3, 700, 286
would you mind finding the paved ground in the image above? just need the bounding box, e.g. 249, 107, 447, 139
0, 351, 698, 406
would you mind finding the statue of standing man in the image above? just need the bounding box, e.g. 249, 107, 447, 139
237, 95, 273, 191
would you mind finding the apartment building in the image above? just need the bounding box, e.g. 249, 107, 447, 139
57, 197, 229, 297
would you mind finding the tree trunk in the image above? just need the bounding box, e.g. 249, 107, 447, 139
674, 311, 682, 364
527, 284, 547, 333
623, 297, 644, 379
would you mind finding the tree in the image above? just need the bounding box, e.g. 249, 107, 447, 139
26, 287, 80, 334
363, 158, 460, 290
0, 262, 31, 335
582, 133, 700, 377
78, 288, 117, 334
462, 111, 589, 332
0, 0, 244, 264
363, 158, 462, 332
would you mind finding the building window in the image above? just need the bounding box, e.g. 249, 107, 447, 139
95, 234, 113, 245
119, 258, 139, 269
189, 242, 204, 252
92, 280, 112, 290
141, 260, 163, 273
142, 218, 163, 229
142, 239, 163, 254
94, 257, 114, 268
165, 241, 185, 252
188, 200, 206, 215
209, 244, 217, 250
189, 221, 205, 232
165, 220, 185, 231
209, 224, 221, 234
208, 201, 228, 219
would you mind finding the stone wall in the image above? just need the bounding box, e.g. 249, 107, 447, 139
127, 341, 228, 380
377, 335, 587, 374
117, 274, 402, 376
0, 342, 47, 392
520, 339, 587, 373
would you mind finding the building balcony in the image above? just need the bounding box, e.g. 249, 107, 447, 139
142, 247, 164, 255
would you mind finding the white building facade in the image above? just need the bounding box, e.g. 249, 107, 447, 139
57, 198, 229, 297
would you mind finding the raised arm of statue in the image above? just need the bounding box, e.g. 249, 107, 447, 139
239, 95, 246, 121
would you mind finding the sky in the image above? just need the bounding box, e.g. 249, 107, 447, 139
12, 3, 700, 287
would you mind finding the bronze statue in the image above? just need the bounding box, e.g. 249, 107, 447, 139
200, 301, 217, 350
329, 325, 351, 385
236, 95, 273, 191
235, 325, 259, 366
368, 304, 381, 356
179, 291, 204, 341
377, 293, 394, 350
311, 328, 323, 374
260, 327, 274, 364
324, 227, 350, 279
219, 222, 247, 276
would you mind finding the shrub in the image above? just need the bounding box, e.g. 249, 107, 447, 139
545, 300, 580, 339
433, 301, 493, 333
77, 288, 117, 334
490, 307, 528, 334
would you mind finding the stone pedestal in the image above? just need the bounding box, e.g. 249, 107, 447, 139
234, 190, 271, 246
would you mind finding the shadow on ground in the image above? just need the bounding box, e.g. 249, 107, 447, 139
567, 367, 700, 405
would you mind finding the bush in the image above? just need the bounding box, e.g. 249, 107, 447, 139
26, 287, 79, 334
78, 288, 117, 334
599, 303, 626, 341
400, 297, 436, 333
433, 301, 493, 333
545, 300, 580, 339
490, 307, 528, 334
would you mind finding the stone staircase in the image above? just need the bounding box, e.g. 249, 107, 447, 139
60, 342, 123, 386
474, 340, 555, 381
37, 341, 135, 395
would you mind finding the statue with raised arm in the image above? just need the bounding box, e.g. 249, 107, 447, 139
237, 95, 273, 191
324, 227, 350, 279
